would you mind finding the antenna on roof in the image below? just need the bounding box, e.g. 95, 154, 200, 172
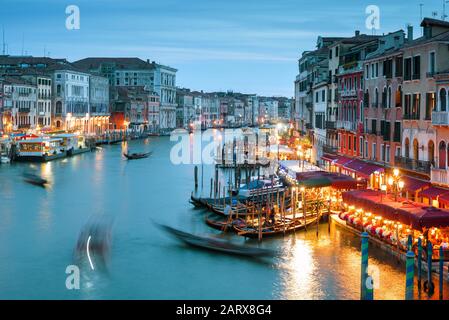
420, 4, 424, 36
2, 25, 5, 55
443, 0, 449, 21
21, 33, 24, 56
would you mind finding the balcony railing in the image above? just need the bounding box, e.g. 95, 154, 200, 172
323, 145, 338, 154
432, 111, 449, 126
325, 121, 336, 130
394, 156, 431, 175
431, 168, 449, 185
336, 120, 357, 132
403, 113, 420, 120
340, 89, 357, 97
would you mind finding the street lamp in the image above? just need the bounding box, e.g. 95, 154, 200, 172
388, 168, 404, 202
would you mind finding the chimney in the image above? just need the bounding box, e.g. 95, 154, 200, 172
355, 30, 360, 37
407, 25, 413, 41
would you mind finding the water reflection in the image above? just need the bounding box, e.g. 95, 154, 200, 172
0, 137, 447, 299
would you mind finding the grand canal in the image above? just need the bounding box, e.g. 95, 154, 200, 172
0, 135, 446, 300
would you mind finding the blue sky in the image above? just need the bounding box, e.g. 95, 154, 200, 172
0, 0, 446, 96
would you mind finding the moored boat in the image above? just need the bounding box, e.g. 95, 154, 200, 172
15, 137, 66, 162
158, 224, 275, 257
123, 151, 151, 160
233, 215, 318, 238
205, 216, 246, 232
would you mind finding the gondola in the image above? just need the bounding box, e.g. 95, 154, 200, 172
158, 224, 275, 257
123, 151, 151, 160
23, 173, 48, 187
205, 216, 246, 232
233, 216, 318, 238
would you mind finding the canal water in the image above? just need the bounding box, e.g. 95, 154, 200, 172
0, 136, 446, 300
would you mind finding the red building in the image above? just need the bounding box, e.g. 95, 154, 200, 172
337, 66, 364, 157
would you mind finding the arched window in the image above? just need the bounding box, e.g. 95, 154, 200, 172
382, 87, 387, 108
56, 101, 62, 114
375, 88, 379, 107
360, 101, 364, 122
353, 104, 357, 122
440, 88, 447, 112
428, 140, 434, 166
396, 86, 402, 108
413, 139, 419, 161
388, 86, 392, 108
439, 141, 446, 169
405, 138, 410, 158
364, 89, 370, 109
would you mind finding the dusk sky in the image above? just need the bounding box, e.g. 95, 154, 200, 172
1, 0, 445, 97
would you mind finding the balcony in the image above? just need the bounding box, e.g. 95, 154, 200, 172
432, 111, 449, 126
403, 113, 420, 120
336, 120, 357, 132
340, 89, 357, 98
394, 156, 431, 175
431, 168, 449, 185
325, 121, 336, 130
323, 144, 338, 154
18, 108, 31, 113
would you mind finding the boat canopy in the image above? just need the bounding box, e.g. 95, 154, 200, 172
342, 190, 449, 230
296, 171, 358, 190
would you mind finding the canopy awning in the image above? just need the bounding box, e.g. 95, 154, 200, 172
357, 163, 384, 178
343, 159, 366, 172
418, 186, 449, 200
342, 190, 449, 230
296, 171, 358, 190
439, 193, 449, 206
322, 153, 339, 162
334, 156, 353, 166
401, 176, 431, 193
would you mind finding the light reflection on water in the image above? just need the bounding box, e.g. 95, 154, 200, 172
0, 136, 447, 300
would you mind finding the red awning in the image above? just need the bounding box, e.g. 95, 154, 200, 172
439, 193, 449, 206
401, 176, 431, 193
357, 163, 384, 179
295, 171, 358, 190
334, 156, 353, 166
343, 159, 366, 172
418, 187, 449, 200
322, 153, 339, 162
342, 190, 449, 230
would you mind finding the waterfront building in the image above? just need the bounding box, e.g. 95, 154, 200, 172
52, 67, 90, 131
335, 35, 380, 160
325, 32, 381, 155
0, 80, 4, 132
73, 57, 177, 133
399, 19, 449, 183
152, 63, 177, 132
147, 92, 160, 134
277, 97, 292, 122
176, 88, 195, 129
259, 98, 279, 123
110, 86, 151, 132
294, 37, 345, 134
88, 74, 110, 135
362, 30, 406, 167
20, 73, 53, 130
2, 76, 37, 132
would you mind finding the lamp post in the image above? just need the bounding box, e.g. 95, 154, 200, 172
388, 168, 404, 202
380, 184, 387, 202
